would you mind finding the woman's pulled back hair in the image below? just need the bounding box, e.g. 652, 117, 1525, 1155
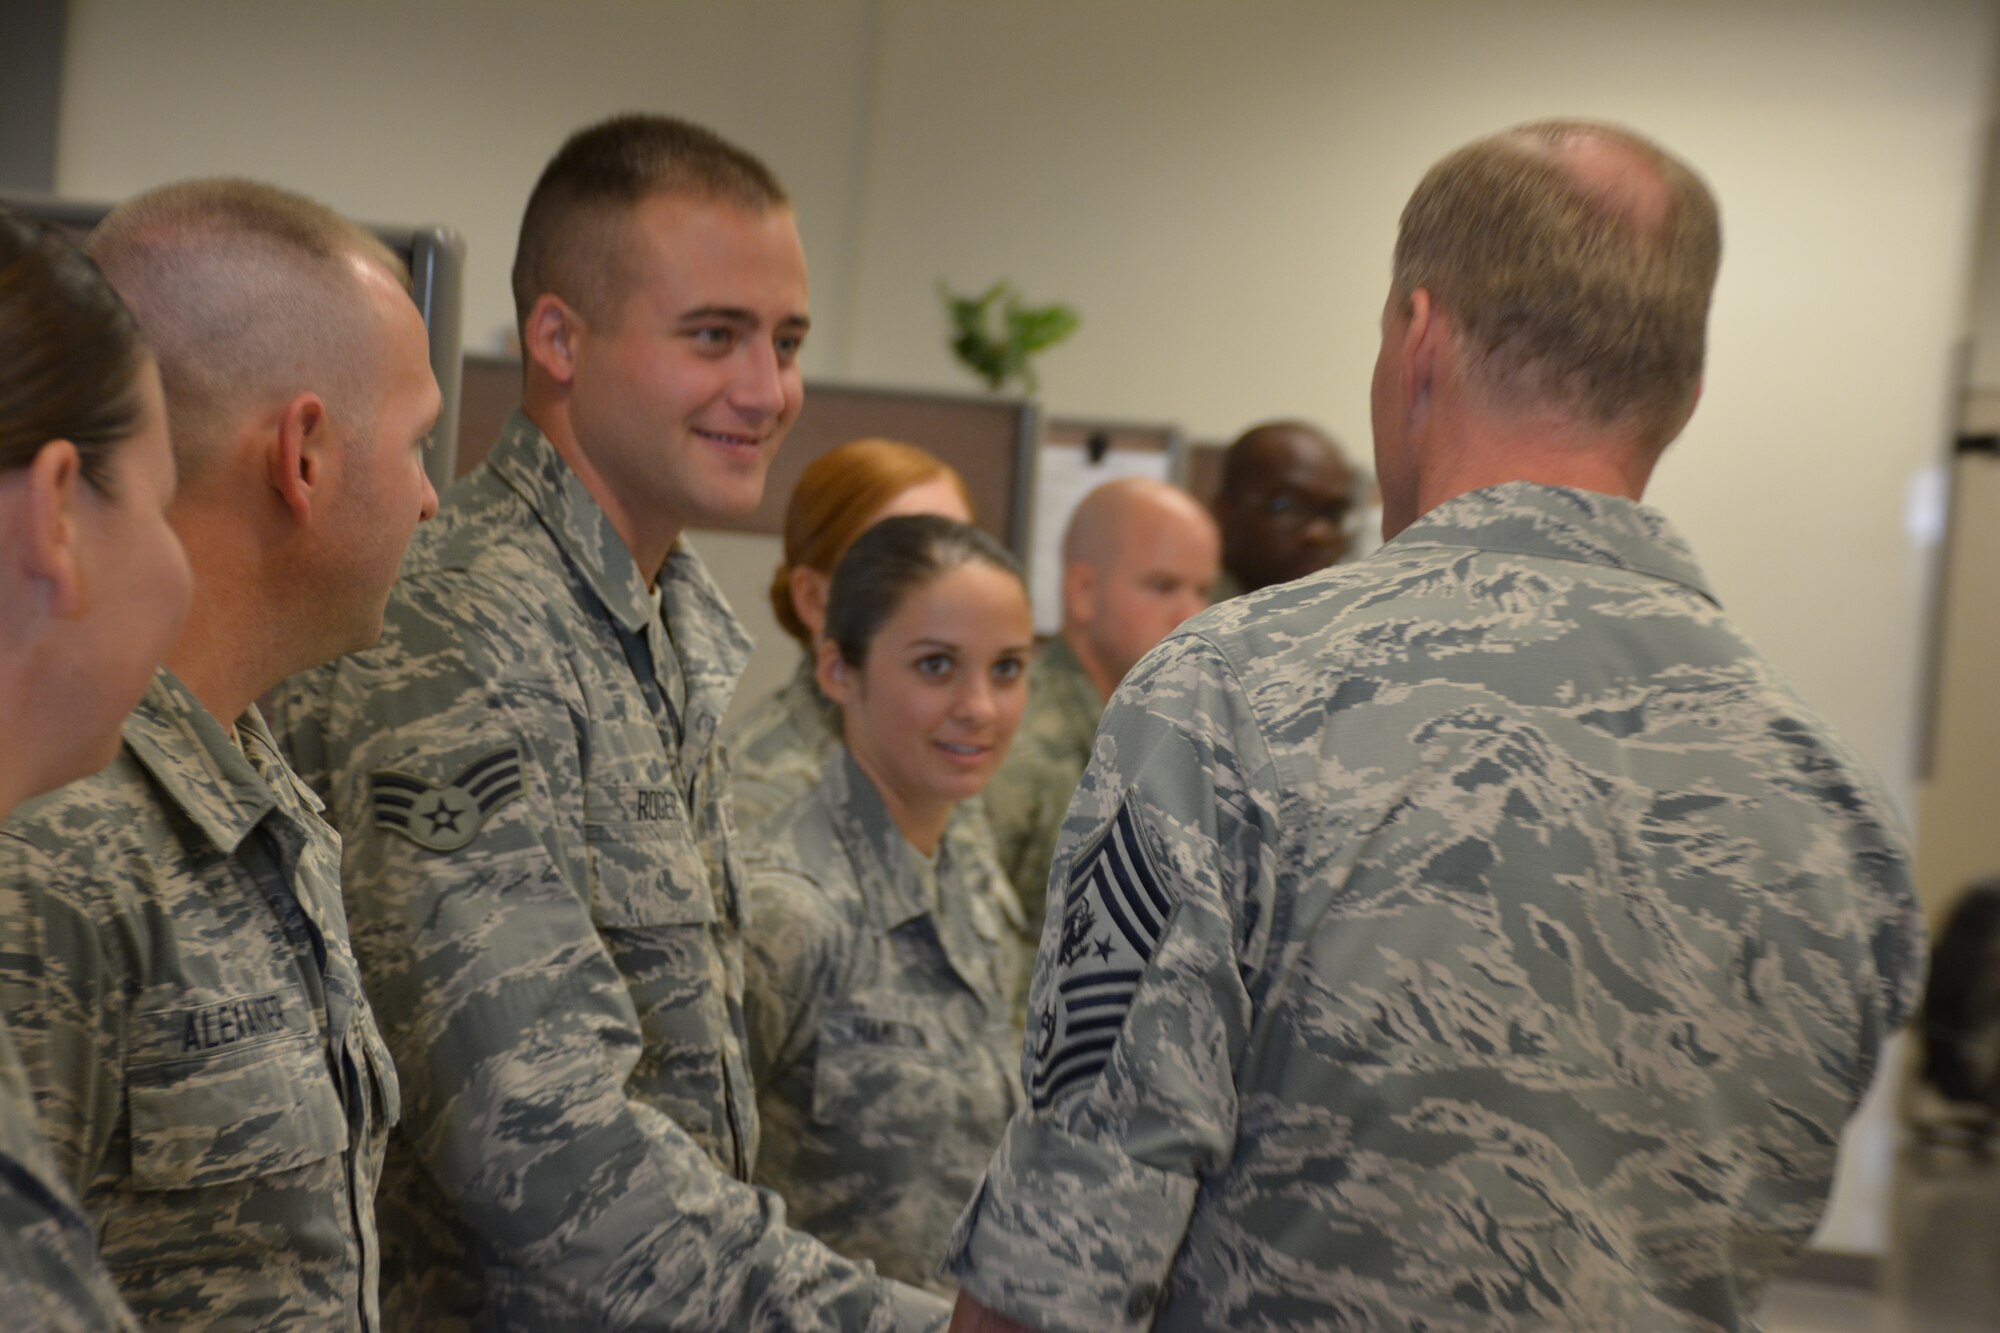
0, 206, 148, 493
824, 515, 1023, 668
770, 438, 972, 647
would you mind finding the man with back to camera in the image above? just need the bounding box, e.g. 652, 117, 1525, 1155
273, 115, 950, 1330
982, 477, 1218, 934
1209, 417, 1359, 598
946, 119, 1925, 1332
0, 179, 441, 1328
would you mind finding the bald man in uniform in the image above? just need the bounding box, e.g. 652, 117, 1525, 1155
984, 477, 1218, 941
1210, 419, 1358, 598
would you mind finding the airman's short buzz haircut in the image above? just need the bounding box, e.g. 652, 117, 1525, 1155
511, 113, 789, 338
88, 178, 408, 482
1394, 119, 1722, 449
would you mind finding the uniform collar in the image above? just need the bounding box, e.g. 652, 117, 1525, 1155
781, 654, 839, 733
658, 541, 755, 754
488, 410, 657, 635
121, 668, 319, 856
487, 409, 753, 739
822, 749, 954, 933
1040, 634, 1107, 718
1386, 482, 1718, 605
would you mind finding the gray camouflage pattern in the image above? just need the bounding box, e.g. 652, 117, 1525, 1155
0, 668, 397, 1331
0, 1020, 137, 1331
743, 750, 1023, 1292
981, 636, 1103, 936
726, 655, 842, 834
946, 483, 1927, 1333
273, 411, 948, 1332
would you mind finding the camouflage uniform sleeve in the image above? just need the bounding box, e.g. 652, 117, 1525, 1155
943, 634, 1278, 1333
0, 838, 139, 1331
741, 865, 852, 1086
0, 1023, 136, 1333
0, 834, 126, 1210
324, 577, 946, 1332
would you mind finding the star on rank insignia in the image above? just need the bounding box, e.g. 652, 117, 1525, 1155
1029, 800, 1174, 1110
370, 746, 524, 852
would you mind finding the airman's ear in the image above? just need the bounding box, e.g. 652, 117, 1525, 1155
1402, 287, 1438, 430
523, 295, 582, 388
790, 565, 831, 641
1061, 560, 1096, 630
21, 439, 84, 619
269, 392, 330, 522
815, 634, 852, 705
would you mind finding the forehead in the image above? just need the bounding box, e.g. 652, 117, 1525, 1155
1258, 438, 1354, 495
618, 192, 808, 311
1111, 498, 1217, 563
878, 562, 1026, 635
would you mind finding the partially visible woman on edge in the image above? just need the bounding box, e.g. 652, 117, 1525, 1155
724, 437, 975, 833
742, 515, 1032, 1293
0, 207, 191, 1329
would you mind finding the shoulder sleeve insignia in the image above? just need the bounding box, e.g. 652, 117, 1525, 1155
370, 746, 524, 853
1029, 800, 1173, 1110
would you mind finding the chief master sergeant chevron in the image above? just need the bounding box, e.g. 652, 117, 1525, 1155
274, 115, 948, 1330
945, 119, 1926, 1333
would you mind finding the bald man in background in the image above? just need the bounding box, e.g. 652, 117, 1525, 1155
0, 179, 440, 1328
1210, 419, 1359, 598
984, 477, 1219, 936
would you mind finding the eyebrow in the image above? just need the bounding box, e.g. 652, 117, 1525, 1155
678, 305, 812, 332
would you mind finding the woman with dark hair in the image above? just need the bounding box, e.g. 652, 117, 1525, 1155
743, 514, 1031, 1293
725, 437, 973, 832
0, 205, 187, 1329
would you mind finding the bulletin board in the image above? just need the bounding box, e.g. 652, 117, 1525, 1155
1027, 418, 1184, 633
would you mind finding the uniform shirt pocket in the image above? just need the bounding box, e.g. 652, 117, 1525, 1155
127, 987, 348, 1192
810, 1005, 944, 1127
584, 783, 717, 928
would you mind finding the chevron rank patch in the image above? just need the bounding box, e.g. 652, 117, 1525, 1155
1029, 801, 1173, 1110
370, 746, 524, 853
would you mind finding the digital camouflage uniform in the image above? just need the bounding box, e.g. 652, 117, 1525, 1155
725, 656, 840, 834
743, 750, 1023, 1293
981, 636, 1103, 931
946, 483, 1927, 1333
0, 1020, 137, 1332
0, 668, 398, 1331
274, 412, 947, 1333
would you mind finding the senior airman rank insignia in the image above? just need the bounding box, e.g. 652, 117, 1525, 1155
371, 746, 523, 852
1029, 800, 1173, 1110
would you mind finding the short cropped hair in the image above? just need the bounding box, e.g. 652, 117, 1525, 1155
824, 515, 1023, 670
770, 439, 972, 648
512, 113, 789, 336
88, 179, 407, 481
0, 207, 149, 495
1394, 119, 1722, 448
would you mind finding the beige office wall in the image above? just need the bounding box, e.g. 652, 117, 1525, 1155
846, 0, 1999, 827
54, 0, 881, 374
